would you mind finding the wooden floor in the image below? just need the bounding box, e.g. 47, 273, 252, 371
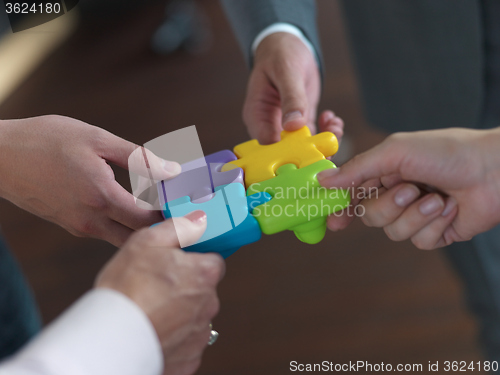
0, 1, 485, 374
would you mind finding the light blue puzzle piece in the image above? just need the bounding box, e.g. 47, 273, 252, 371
164, 183, 252, 245
160, 184, 271, 257
182, 192, 272, 258
214, 183, 247, 227
164, 188, 232, 244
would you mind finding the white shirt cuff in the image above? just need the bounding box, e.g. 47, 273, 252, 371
0, 288, 163, 375
251, 22, 318, 64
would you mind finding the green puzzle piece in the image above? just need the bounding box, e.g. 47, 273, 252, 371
246, 160, 351, 244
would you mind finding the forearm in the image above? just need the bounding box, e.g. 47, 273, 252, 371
0, 118, 18, 200
478, 126, 500, 167
478, 127, 500, 224
0, 116, 48, 202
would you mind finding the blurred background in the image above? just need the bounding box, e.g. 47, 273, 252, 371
0, 1, 485, 374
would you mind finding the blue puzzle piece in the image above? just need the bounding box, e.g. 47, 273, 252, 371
164, 184, 234, 244
182, 193, 271, 258
214, 183, 247, 227
163, 183, 271, 258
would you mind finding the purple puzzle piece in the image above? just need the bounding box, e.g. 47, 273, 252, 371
159, 166, 213, 205
158, 155, 213, 209
158, 150, 244, 217
206, 150, 244, 189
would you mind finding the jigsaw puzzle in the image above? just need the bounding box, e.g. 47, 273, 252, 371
155, 126, 348, 257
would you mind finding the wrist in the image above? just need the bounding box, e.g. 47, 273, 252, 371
254, 32, 316, 68
252, 24, 318, 66
478, 127, 500, 223
479, 127, 500, 170
0, 120, 12, 198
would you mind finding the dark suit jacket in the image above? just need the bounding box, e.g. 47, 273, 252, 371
0, 236, 41, 359
221, 0, 491, 132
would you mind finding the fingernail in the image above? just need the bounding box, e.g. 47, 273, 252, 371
317, 168, 340, 181
323, 111, 335, 121
394, 185, 420, 207
442, 197, 457, 216
283, 110, 303, 124
162, 159, 182, 175
185, 210, 207, 225
419, 194, 445, 215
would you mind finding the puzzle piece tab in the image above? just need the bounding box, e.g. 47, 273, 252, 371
206, 150, 245, 189
246, 160, 350, 244
158, 150, 244, 213
222, 126, 338, 186
159, 166, 213, 205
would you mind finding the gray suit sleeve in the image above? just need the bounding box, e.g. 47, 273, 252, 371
220, 0, 323, 71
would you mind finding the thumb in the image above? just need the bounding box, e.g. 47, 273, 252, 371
276, 70, 309, 132
317, 140, 403, 189
101, 131, 181, 180
128, 146, 181, 181
148, 210, 207, 248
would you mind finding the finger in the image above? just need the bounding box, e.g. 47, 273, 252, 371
275, 69, 309, 132
383, 193, 446, 242
356, 185, 386, 226
256, 120, 282, 145
101, 219, 134, 247
442, 220, 468, 246
317, 138, 405, 189
167, 324, 212, 362
107, 182, 164, 228
72, 215, 133, 247
356, 178, 383, 200
140, 210, 208, 248
360, 183, 421, 227
99, 131, 181, 180
128, 146, 181, 181
306, 105, 318, 137
243, 70, 282, 144
318, 110, 344, 143
185, 252, 226, 285
380, 174, 403, 189
326, 207, 355, 231
410, 197, 458, 250
327, 178, 382, 231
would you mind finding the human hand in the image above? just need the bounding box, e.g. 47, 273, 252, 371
96, 210, 224, 375
0, 115, 180, 246
318, 128, 500, 249
246, 32, 343, 144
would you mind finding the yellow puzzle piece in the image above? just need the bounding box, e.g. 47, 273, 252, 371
222, 126, 339, 186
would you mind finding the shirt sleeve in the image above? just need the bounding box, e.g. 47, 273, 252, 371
0, 288, 163, 375
220, 0, 323, 73
251, 22, 319, 66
